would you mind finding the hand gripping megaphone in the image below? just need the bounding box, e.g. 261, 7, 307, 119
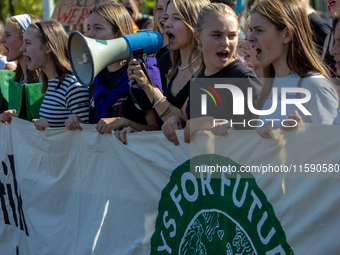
68, 30, 163, 87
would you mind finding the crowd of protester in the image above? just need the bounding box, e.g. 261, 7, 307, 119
0, 0, 339, 145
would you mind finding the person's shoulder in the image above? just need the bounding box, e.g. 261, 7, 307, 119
227, 59, 259, 78
62, 74, 78, 85
301, 73, 335, 91
308, 12, 331, 28
64, 74, 87, 89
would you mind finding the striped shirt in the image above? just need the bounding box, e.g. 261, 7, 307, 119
39, 74, 89, 128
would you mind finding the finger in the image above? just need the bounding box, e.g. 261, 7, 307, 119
104, 126, 112, 134
36, 125, 45, 131
161, 126, 171, 142
5, 109, 17, 119
210, 127, 219, 135
128, 58, 139, 67
214, 127, 227, 136
0, 113, 8, 123
10, 109, 17, 114
169, 127, 179, 145
70, 115, 82, 131
65, 119, 72, 130
184, 133, 190, 143
114, 130, 120, 140
95, 122, 103, 134
65, 120, 70, 129
222, 128, 228, 136
211, 126, 227, 136
6, 113, 12, 123
67, 121, 75, 130
162, 126, 178, 145
119, 130, 128, 145
184, 125, 191, 143
65, 115, 74, 129
70, 115, 82, 130
75, 120, 82, 131
114, 131, 125, 144
126, 127, 133, 133
256, 129, 271, 139
257, 131, 271, 139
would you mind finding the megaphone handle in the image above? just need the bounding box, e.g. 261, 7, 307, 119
128, 59, 148, 88
128, 79, 139, 88
129, 58, 157, 111
128, 58, 154, 90
138, 59, 157, 106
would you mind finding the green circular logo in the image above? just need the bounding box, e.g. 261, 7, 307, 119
151, 154, 293, 255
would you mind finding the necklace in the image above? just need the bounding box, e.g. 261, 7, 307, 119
178, 56, 200, 70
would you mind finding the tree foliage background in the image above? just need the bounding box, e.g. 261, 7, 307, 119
0, 0, 42, 24
141, 0, 156, 15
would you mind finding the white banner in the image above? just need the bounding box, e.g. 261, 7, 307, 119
1, 118, 340, 254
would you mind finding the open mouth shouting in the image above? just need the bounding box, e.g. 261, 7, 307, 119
166, 31, 175, 43
253, 46, 262, 60
216, 50, 230, 61
160, 21, 165, 30
24, 55, 32, 65
243, 52, 250, 61
327, 1, 337, 11
3, 46, 9, 56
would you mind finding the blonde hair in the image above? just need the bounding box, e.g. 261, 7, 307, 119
91, 2, 134, 37
193, 3, 239, 78
28, 20, 72, 93
250, 0, 334, 110
166, 0, 210, 80
7, 14, 41, 84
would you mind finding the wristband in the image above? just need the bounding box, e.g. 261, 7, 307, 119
153, 96, 167, 108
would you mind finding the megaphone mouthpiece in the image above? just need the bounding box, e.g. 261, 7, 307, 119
76, 52, 91, 65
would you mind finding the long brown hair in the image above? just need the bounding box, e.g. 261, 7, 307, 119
166, 0, 209, 80
153, 0, 162, 33
28, 20, 72, 93
91, 2, 134, 37
250, 0, 334, 110
7, 14, 40, 84
193, 3, 239, 78
91, 2, 134, 66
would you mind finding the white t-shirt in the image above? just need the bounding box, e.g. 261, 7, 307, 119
333, 109, 340, 124
0, 55, 16, 70
259, 73, 338, 125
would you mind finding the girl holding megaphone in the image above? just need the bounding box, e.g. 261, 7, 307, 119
65, 2, 159, 134
115, 0, 209, 144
